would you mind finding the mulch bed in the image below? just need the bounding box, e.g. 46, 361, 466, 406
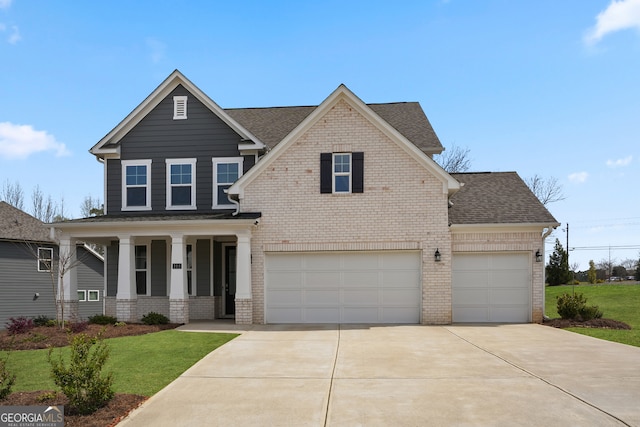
543, 317, 631, 330
0, 323, 180, 426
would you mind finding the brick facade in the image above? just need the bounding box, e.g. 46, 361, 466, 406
240, 98, 452, 324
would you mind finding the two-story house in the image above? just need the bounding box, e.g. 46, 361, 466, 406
52, 70, 558, 325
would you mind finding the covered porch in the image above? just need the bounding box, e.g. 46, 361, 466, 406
51, 213, 259, 324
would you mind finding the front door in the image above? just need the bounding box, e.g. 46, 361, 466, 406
224, 245, 236, 316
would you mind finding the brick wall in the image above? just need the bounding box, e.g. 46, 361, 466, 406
240, 98, 452, 324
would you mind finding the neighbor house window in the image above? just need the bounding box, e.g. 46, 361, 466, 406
77, 290, 86, 301
122, 160, 152, 211
166, 159, 197, 209
135, 245, 148, 295
173, 96, 187, 120
320, 152, 364, 194
212, 157, 244, 208
37, 247, 53, 272
88, 290, 100, 301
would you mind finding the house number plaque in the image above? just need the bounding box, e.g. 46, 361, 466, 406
172, 263, 182, 269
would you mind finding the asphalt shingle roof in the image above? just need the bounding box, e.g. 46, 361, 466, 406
0, 201, 53, 242
449, 172, 558, 225
225, 102, 443, 154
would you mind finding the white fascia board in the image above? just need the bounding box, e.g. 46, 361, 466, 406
450, 222, 561, 234
90, 70, 265, 158
229, 84, 460, 198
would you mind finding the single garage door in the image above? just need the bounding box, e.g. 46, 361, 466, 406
452, 253, 531, 323
265, 251, 421, 323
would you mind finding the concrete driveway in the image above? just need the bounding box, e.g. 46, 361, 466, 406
118, 324, 640, 426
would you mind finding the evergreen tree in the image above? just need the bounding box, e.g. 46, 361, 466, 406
636, 258, 640, 281
588, 260, 597, 284
546, 238, 571, 286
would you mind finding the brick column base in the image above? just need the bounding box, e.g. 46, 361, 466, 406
57, 300, 79, 322
235, 298, 252, 324
169, 299, 189, 324
116, 299, 138, 323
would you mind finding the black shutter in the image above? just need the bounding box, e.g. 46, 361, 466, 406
352, 152, 364, 193
320, 153, 332, 193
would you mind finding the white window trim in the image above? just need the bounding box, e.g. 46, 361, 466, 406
173, 95, 188, 120
88, 290, 100, 301
333, 153, 352, 194
212, 157, 244, 209
122, 159, 152, 211
37, 247, 53, 272
135, 244, 150, 296
165, 158, 197, 210
77, 290, 87, 302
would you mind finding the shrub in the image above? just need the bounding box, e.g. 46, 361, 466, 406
88, 315, 118, 325
556, 292, 603, 321
6, 317, 35, 335
0, 354, 16, 400
67, 321, 88, 334
33, 315, 53, 327
48, 333, 114, 415
141, 312, 169, 325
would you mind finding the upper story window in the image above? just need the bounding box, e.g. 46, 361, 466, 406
173, 96, 187, 120
212, 157, 244, 208
166, 159, 197, 210
122, 160, 152, 211
320, 152, 364, 194
38, 247, 53, 272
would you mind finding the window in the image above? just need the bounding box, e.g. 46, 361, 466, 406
166, 159, 197, 209
173, 96, 187, 120
77, 290, 86, 301
122, 160, 152, 211
135, 245, 148, 295
320, 152, 364, 194
212, 157, 244, 208
38, 247, 53, 272
88, 290, 100, 301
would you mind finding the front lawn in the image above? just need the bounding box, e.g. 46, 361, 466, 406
1, 330, 238, 396
545, 284, 640, 347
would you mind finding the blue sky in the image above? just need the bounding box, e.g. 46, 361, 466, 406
1, 0, 639, 270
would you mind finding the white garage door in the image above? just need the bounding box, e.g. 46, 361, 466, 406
452, 253, 531, 323
265, 251, 421, 324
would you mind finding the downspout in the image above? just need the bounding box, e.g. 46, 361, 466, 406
227, 191, 241, 216
541, 225, 557, 320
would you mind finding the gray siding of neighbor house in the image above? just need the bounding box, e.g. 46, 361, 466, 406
0, 242, 104, 328
105, 85, 255, 215
151, 240, 167, 296
76, 246, 104, 320
196, 239, 211, 296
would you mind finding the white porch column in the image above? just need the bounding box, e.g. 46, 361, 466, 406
235, 234, 252, 324
58, 236, 78, 321
169, 234, 189, 323
116, 235, 137, 322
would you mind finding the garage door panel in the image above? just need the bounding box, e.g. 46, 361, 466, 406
453, 288, 489, 305
453, 256, 489, 270
492, 271, 529, 287
454, 306, 489, 323
491, 254, 529, 269
453, 271, 490, 287
304, 289, 340, 305
265, 251, 421, 324
491, 307, 528, 323
490, 288, 529, 305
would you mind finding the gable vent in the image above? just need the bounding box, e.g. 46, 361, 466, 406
173, 96, 187, 120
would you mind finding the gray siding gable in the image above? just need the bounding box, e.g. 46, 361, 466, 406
106, 85, 251, 215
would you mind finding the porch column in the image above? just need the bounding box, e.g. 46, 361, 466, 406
58, 236, 78, 321
169, 234, 189, 323
235, 234, 252, 324
116, 235, 137, 322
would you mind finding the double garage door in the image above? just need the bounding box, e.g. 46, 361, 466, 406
265, 251, 421, 324
452, 253, 531, 323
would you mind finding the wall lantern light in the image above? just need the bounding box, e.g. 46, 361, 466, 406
434, 248, 441, 262
535, 250, 542, 263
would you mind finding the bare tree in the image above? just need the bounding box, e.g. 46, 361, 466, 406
32, 185, 59, 223
525, 174, 566, 206
596, 258, 616, 280
435, 145, 472, 173
80, 195, 103, 218
621, 258, 636, 271
1, 180, 25, 210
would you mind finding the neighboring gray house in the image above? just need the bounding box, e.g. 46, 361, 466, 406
0, 201, 104, 328
52, 70, 558, 326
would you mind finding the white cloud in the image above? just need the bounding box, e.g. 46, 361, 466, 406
585, 0, 640, 45
0, 23, 20, 44
568, 172, 589, 183
0, 122, 70, 159
606, 155, 632, 167
0, 0, 12, 9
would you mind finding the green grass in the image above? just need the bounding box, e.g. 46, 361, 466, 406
545, 284, 640, 347
1, 330, 238, 396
